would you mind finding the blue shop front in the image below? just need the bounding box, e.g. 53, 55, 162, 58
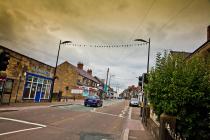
22, 66, 54, 102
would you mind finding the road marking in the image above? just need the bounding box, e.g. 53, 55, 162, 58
0, 117, 46, 136
128, 107, 132, 120
0, 127, 43, 136
0, 117, 46, 127
91, 111, 125, 118
123, 128, 129, 140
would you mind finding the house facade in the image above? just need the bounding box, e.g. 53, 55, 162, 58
0, 45, 54, 103
54, 61, 100, 99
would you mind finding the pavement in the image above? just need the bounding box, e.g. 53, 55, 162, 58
0, 99, 117, 112
124, 106, 154, 140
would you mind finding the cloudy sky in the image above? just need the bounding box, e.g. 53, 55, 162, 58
0, 0, 209, 92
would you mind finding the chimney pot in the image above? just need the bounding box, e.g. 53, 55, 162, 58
87, 69, 92, 75
77, 62, 83, 70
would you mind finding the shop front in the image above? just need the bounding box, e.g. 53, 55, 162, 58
23, 72, 52, 102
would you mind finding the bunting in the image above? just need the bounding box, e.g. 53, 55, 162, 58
64, 42, 149, 48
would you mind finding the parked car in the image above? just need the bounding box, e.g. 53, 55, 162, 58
117, 96, 123, 99
84, 95, 103, 107
129, 98, 140, 107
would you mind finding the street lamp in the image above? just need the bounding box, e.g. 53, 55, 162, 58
49, 40, 72, 102
134, 38, 150, 73
134, 38, 150, 123
108, 74, 115, 98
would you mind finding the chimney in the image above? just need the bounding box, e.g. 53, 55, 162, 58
208, 25, 210, 41
87, 69, 92, 76
77, 62, 83, 70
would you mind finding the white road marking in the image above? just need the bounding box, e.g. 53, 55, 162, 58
128, 107, 132, 120
0, 117, 46, 127
91, 111, 125, 118
0, 117, 46, 136
0, 127, 43, 136
123, 128, 129, 140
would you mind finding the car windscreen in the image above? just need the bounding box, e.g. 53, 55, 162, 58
131, 98, 138, 101
87, 96, 99, 99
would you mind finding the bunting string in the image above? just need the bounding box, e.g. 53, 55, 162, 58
63, 42, 149, 48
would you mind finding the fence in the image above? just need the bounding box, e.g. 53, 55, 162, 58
144, 110, 185, 140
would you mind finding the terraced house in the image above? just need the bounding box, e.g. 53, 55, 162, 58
54, 61, 100, 99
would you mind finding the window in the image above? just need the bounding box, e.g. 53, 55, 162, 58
23, 73, 52, 100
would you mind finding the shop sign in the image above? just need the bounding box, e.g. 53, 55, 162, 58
71, 89, 83, 94
31, 66, 50, 77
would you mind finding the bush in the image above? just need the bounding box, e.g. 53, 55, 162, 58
145, 51, 210, 139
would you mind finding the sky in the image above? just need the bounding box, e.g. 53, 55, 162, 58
0, 0, 210, 92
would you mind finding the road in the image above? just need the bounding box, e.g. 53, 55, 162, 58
0, 100, 129, 140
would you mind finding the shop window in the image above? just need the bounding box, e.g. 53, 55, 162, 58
23, 82, 31, 98
38, 78, 44, 84
33, 77, 38, 83
23, 73, 52, 100
44, 79, 48, 84
30, 83, 37, 98
45, 85, 51, 99
27, 75, 33, 82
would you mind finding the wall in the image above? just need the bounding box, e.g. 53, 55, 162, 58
54, 61, 78, 97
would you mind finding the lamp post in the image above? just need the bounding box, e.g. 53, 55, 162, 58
134, 38, 150, 73
134, 38, 150, 123
49, 40, 71, 102
108, 74, 115, 98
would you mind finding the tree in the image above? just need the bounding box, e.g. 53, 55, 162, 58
145, 51, 210, 139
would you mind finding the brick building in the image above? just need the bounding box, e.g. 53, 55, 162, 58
54, 61, 100, 99
0, 45, 54, 103
186, 25, 210, 63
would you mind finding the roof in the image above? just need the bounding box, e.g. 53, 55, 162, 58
0, 45, 54, 68
185, 40, 210, 59
170, 50, 191, 58
59, 61, 99, 83
94, 76, 104, 85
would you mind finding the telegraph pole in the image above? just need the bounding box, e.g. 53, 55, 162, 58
105, 68, 109, 97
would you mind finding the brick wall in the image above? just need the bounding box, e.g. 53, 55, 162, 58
54, 61, 78, 97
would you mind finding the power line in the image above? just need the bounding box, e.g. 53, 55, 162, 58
157, 0, 196, 32
128, 0, 156, 41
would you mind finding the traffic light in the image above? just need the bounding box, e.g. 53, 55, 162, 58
138, 76, 143, 86
142, 73, 149, 84
0, 50, 10, 71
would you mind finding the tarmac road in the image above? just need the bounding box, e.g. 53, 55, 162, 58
0, 100, 129, 140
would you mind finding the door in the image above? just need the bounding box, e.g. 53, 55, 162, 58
35, 83, 42, 102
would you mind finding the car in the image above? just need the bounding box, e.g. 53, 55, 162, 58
117, 96, 123, 99
84, 95, 103, 107
129, 98, 140, 107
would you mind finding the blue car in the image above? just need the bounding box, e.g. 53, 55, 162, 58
84, 96, 103, 107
